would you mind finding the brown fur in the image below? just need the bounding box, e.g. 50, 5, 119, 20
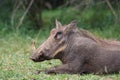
78, 29, 120, 49
30, 20, 120, 74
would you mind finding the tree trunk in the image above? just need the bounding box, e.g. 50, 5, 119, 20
25, 0, 43, 29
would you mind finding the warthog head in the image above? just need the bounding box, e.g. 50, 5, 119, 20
30, 20, 77, 62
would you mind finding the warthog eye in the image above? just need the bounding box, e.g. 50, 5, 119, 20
57, 31, 62, 35
54, 31, 63, 40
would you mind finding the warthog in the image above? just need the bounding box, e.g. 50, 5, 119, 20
30, 20, 120, 74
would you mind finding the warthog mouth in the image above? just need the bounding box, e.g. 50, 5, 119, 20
39, 53, 51, 62
32, 57, 45, 62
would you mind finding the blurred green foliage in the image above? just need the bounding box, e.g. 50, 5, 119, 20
0, 1, 119, 38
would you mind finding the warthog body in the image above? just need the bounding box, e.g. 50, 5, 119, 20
30, 20, 120, 74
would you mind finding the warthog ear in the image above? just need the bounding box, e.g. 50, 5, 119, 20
68, 20, 78, 28
56, 19, 62, 29
64, 20, 78, 32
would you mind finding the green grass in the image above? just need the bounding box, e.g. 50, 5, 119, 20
0, 30, 120, 80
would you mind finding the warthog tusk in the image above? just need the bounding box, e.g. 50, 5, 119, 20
32, 41, 36, 51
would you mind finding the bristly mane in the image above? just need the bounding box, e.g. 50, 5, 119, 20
78, 28, 120, 49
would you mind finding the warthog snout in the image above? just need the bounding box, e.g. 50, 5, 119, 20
30, 47, 51, 62
30, 41, 50, 62
30, 53, 46, 62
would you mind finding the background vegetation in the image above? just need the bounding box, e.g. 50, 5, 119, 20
0, 0, 120, 80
